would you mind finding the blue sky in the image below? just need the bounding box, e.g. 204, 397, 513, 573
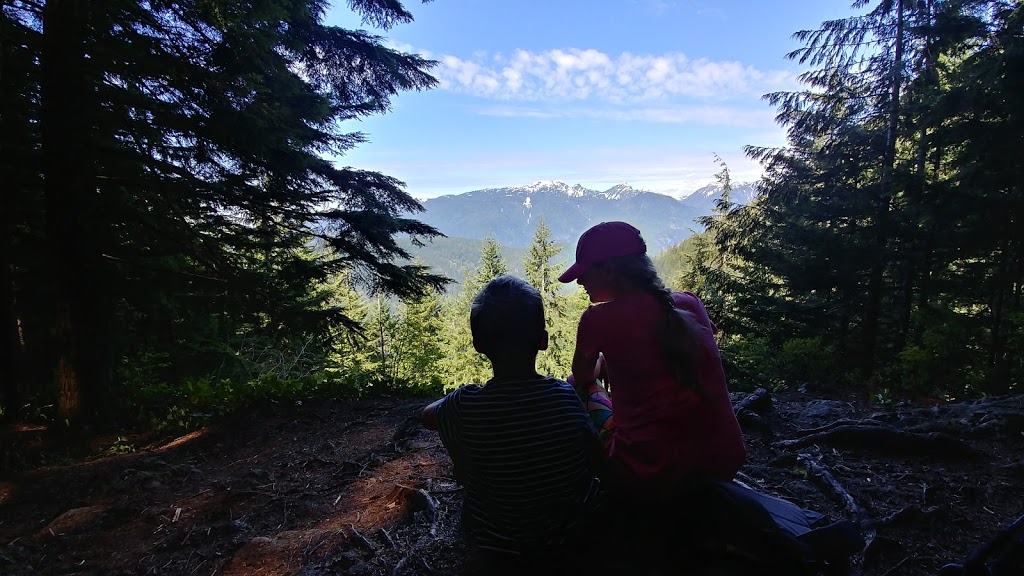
325, 0, 856, 199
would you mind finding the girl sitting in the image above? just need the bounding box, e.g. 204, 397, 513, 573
559, 221, 746, 497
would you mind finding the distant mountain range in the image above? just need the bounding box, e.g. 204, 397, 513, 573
392, 180, 758, 289
411, 180, 757, 252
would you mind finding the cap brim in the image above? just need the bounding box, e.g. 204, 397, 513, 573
558, 262, 584, 283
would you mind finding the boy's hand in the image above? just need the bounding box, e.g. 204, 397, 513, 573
421, 398, 444, 430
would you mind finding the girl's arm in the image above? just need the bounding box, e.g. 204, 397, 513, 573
572, 348, 602, 389
571, 310, 604, 390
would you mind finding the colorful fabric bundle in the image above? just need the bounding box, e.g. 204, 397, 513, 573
582, 380, 614, 448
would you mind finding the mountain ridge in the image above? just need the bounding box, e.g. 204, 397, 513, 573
412, 180, 757, 252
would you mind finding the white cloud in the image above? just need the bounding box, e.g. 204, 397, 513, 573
473, 104, 775, 127
431, 48, 795, 103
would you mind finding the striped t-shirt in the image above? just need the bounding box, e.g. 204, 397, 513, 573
435, 376, 601, 555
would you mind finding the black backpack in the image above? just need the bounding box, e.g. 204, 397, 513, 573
599, 478, 864, 575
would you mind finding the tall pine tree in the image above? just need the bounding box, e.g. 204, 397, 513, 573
4, 0, 448, 424
524, 219, 570, 376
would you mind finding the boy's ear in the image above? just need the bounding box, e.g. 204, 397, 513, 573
472, 336, 485, 354
538, 330, 549, 351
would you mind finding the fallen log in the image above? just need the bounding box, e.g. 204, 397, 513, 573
775, 425, 979, 458
798, 454, 875, 576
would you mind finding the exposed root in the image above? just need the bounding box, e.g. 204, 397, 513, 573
775, 425, 979, 458
794, 419, 886, 436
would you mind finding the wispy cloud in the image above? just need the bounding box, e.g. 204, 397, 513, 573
431, 48, 795, 103
474, 104, 775, 127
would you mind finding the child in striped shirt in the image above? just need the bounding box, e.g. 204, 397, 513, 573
421, 276, 602, 559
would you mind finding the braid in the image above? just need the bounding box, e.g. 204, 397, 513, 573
606, 254, 702, 393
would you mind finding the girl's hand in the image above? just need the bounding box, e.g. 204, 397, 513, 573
594, 353, 607, 382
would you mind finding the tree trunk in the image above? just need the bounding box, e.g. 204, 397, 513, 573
0, 5, 23, 419
861, 0, 906, 378
41, 0, 98, 427
989, 244, 1009, 394
0, 202, 20, 419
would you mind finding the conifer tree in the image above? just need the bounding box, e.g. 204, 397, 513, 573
366, 294, 401, 385
394, 287, 445, 392
476, 235, 509, 285
325, 270, 370, 379
438, 274, 490, 389
524, 219, 569, 376
693, 155, 738, 325
3, 0, 447, 424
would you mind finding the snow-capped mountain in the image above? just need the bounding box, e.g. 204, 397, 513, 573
599, 183, 646, 200
412, 180, 757, 252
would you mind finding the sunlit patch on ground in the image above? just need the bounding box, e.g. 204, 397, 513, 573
153, 427, 211, 452
36, 504, 111, 540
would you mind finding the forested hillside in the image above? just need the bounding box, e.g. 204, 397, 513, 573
394, 236, 529, 291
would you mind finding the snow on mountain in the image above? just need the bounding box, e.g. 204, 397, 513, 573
412, 180, 757, 252
601, 183, 646, 200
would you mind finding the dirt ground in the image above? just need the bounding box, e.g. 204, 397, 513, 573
1, 390, 1022, 576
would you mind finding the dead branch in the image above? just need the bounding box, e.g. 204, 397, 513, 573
795, 419, 887, 436
869, 505, 920, 529
392, 556, 411, 576
799, 455, 868, 523
304, 531, 332, 558
880, 556, 909, 576
378, 527, 396, 549
775, 425, 978, 458
396, 484, 439, 537
349, 524, 376, 552
798, 454, 875, 576
869, 504, 944, 530
429, 486, 463, 495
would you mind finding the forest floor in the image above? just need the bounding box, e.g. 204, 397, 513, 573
1, 389, 1022, 576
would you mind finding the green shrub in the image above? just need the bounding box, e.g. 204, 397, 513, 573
719, 335, 782, 392
779, 337, 837, 385
120, 369, 366, 432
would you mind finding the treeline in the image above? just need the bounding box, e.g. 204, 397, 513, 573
349, 221, 590, 394
4, 0, 1019, 431
688, 0, 1023, 398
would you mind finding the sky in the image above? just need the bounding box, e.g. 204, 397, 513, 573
325, 0, 856, 199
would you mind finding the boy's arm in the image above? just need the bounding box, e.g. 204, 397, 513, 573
421, 397, 445, 430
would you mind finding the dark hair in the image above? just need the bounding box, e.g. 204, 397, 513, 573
598, 254, 702, 392
470, 275, 546, 358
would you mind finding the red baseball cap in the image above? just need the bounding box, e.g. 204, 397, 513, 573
558, 221, 647, 283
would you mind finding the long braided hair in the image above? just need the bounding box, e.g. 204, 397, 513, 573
599, 253, 702, 393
